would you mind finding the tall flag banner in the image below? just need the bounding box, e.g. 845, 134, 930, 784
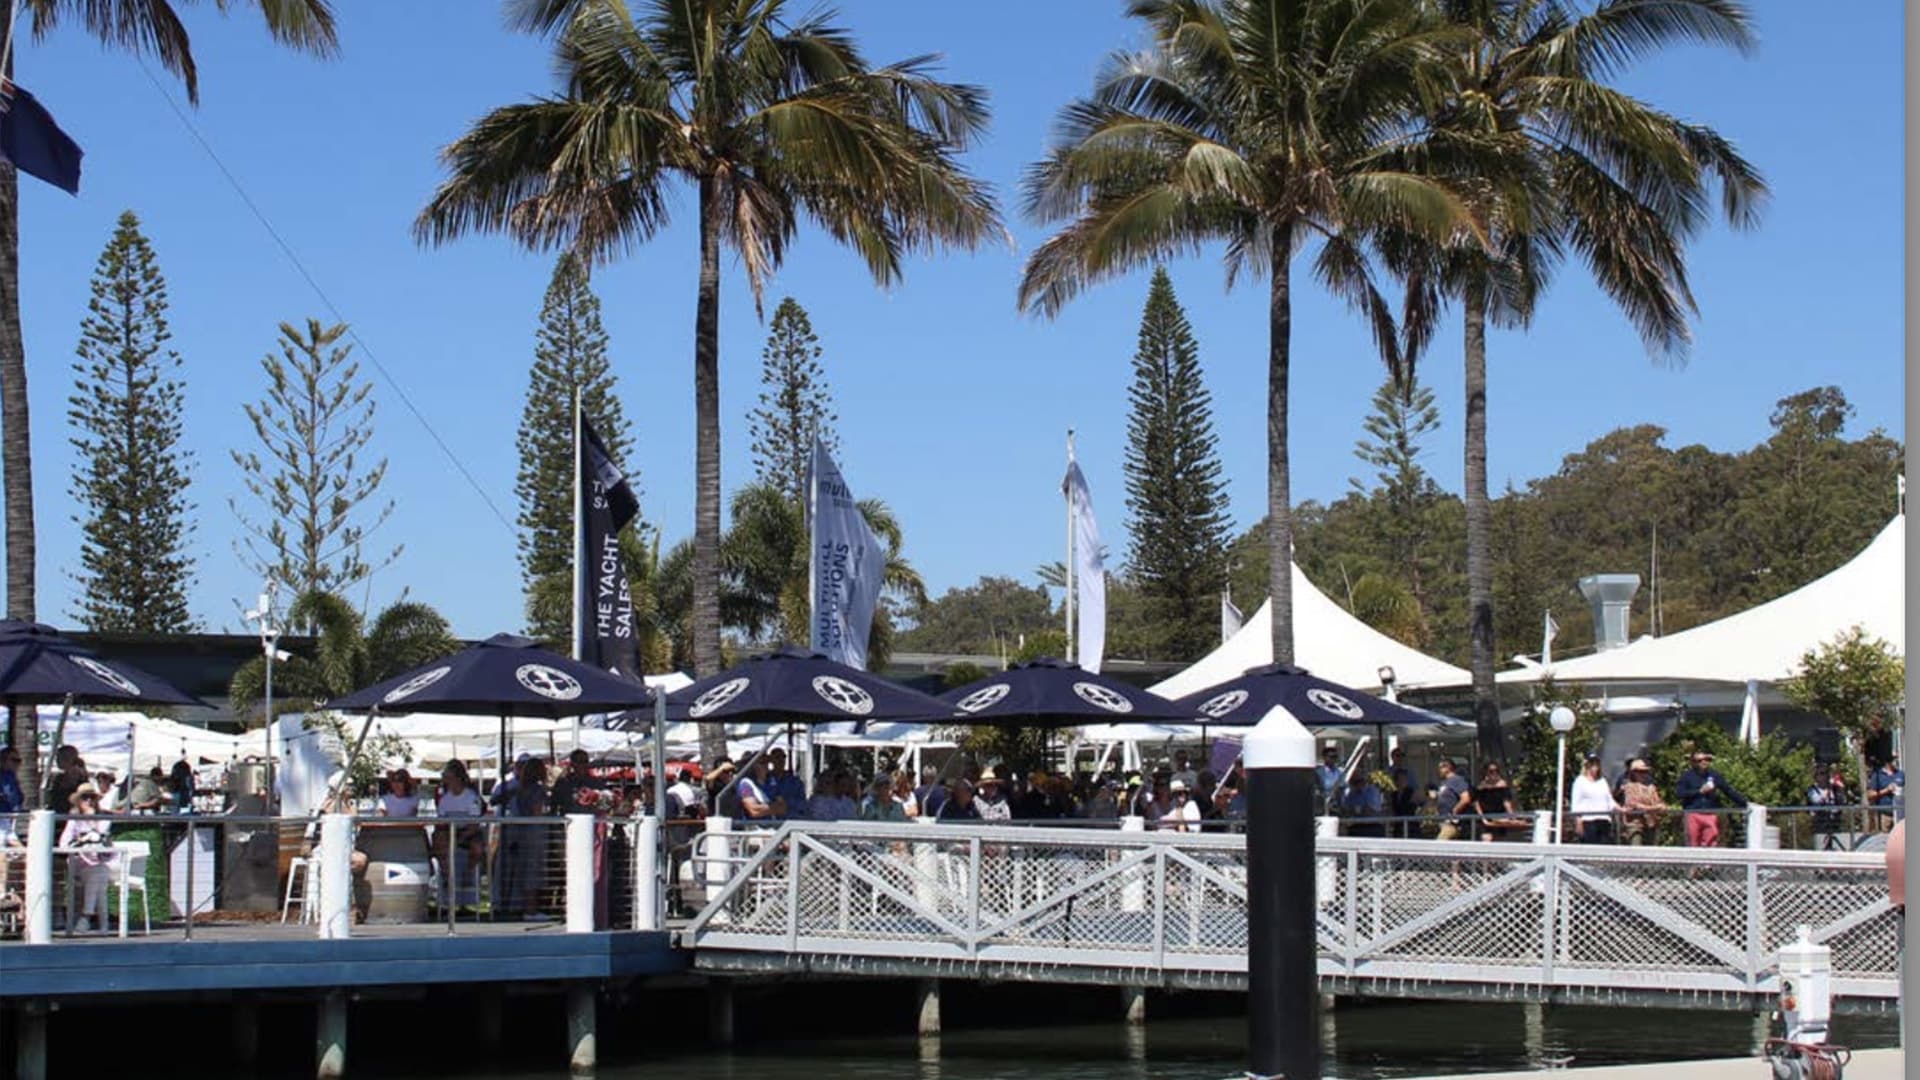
1541, 610, 1560, 669
1064, 442, 1106, 673
575, 409, 640, 681
0, 82, 83, 194
809, 438, 887, 670
1222, 591, 1244, 643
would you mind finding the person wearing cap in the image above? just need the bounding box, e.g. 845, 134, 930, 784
861, 774, 908, 821
59, 784, 115, 932
1675, 750, 1747, 847
1162, 779, 1202, 833
1568, 754, 1619, 844
1338, 772, 1385, 838
935, 779, 981, 821
1618, 759, 1667, 846
973, 768, 1012, 823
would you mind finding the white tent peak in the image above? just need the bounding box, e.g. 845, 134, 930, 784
1502, 513, 1904, 687
1150, 562, 1469, 698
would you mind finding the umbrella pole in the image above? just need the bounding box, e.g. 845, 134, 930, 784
40, 695, 73, 806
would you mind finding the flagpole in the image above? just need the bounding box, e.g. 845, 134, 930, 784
571, 389, 584, 749
1065, 429, 1075, 662
807, 441, 818, 651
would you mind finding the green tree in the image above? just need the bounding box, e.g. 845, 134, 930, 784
897, 576, 1056, 658
515, 252, 632, 641
414, 0, 1001, 767
1, 1, 337, 625
1781, 626, 1905, 786
66, 210, 197, 633
1720, 389, 1904, 606
1122, 267, 1231, 661
749, 298, 836, 507
1385, 0, 1766, 760
230, 319, 398, 603
1020, 0, 1478, 668
1507, 681, 1605, 814
1647, 720, 1822, 844
227, 589, 459, 723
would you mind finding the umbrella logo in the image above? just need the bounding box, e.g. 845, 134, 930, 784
516, 664, 583, 701
811, 676, 874, 715
689, 677, 750, 718
1197, 690, 1248, 719
1073, 682, 1133, 713
955, 684, 1010, 713
70, 656, 138, 696
383, 665, 452, 704
1307, 688, 1363, 719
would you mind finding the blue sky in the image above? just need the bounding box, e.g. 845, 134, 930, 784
7, 1, 1905, 638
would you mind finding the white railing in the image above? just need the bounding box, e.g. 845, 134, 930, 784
685, 821, 1899, 1004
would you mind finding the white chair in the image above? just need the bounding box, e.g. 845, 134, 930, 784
116, 841, 151, 936
282, 856, 312, 925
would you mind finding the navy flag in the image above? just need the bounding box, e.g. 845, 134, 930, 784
0, 82, 82, 195
808, 438, 887, 671
576, 411, 639, 680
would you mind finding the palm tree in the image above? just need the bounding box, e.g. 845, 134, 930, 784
1019, 0, 1483, 666
1, 1, 338, 624
1385, 0, 1766, 760
414, 0, 1000, 765
228, 590, 459, 718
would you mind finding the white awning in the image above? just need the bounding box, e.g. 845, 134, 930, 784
1503, 514, 1904, 687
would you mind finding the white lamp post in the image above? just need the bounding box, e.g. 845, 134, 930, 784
1549, 706, 1576, 844
245, 582, 291, 769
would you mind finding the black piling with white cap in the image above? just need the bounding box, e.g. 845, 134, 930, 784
1245, 704, 1320, 1080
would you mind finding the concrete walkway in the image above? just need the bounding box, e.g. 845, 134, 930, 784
1402, 1047, 1902, 1080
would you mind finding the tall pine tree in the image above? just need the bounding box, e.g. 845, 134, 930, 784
231, 319, 398, 601
68, 211, 197, 632
1351, 373, 1442, 636
1123, 267, 1231, 660
748, 297, 836, 507
516, 252, 633, 641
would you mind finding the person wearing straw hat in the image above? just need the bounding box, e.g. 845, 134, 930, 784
58, 784, 114, 932
1618, 759, 1667, 846
973, 768, 1012, 823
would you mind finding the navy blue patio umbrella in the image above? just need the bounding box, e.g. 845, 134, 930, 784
938, 657, 1196, 727
324, 633, 654, 718
0, 620, 208, 708
1171, 663, 1469, 737
664, 646, 952, 725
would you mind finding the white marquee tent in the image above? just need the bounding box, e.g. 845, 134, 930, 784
1501, 514, 1904, 688
1150, 563, 1470, 700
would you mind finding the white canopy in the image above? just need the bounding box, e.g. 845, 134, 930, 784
32, 706, 245, 772
1150, 564, 1470, 699
1503, 514, 1905, 687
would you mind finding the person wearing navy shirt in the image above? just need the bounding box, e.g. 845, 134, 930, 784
1675, 751, 1747, 848
1868, 754, 1904, 827
765, 748, 807, 820
914, 765, 949, 819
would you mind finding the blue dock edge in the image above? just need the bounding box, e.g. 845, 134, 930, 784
0, 931, 690, 998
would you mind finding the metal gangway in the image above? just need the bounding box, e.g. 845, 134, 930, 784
683, 820, 1900, 1010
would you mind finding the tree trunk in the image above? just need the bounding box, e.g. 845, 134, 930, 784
1266, 226, 1294, 666
691, 174, 728, 767
1, 36, 35, 623
9, 705, 37, 809
1463, 282, 1505, 763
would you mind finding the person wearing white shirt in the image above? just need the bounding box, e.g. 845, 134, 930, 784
1164, 779, 1203, 833
1568, 755, 1620, 844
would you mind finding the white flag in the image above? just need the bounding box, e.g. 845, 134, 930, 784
809, 439, 888, 670
1064, 447, 1106, 673
1222, 592, 1244, 643
1542, 610, 1560, 668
